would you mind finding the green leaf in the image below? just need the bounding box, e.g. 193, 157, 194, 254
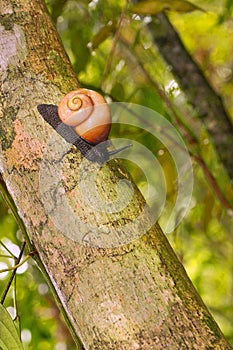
131, 0, 205, 15
0, 304, 24, 350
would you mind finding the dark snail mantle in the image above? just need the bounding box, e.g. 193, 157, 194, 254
37, 89, 129, 164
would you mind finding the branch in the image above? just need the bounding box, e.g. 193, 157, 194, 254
147, 13, 233, 180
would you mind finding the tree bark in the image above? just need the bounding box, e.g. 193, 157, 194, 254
148, 13, 233, 180
0, 1, 232, 349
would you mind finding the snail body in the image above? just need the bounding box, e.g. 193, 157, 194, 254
58, 89, 111, 144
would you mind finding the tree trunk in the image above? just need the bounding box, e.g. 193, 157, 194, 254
0, 0, 232, 349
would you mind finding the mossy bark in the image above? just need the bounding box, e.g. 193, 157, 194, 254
0, 0, 232, 349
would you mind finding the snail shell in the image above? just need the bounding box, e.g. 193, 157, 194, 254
58, 89, 111, 144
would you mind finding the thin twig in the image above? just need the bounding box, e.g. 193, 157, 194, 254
0, 254, 15, 259
192, 154, 233, 214
1, 241, 26, 305
0, 255, 31, 274
0, 240, 16, 258
100, 0, 129, 89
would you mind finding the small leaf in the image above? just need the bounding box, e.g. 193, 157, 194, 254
131, 0, 205, 15
132, 1, 164, 14
0, 304, 24, 350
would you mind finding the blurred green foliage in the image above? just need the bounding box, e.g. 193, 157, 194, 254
1, 0, 233, 348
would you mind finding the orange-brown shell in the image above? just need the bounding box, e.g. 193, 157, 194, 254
58, 89, 111, 144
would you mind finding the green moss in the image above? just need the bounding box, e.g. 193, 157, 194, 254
0, 14, 14, 31
48, 50, 74, 88
204, 314, 222, 339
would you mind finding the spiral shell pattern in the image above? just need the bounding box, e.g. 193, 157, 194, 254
58, 89, 111, 144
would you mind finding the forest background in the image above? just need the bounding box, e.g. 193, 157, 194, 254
0, 0, 233, 349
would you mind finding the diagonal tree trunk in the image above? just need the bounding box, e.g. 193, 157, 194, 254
0, 0, 232, 349
147, 13, 233, 180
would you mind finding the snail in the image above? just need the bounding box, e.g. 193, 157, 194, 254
37, 88, 130, 163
